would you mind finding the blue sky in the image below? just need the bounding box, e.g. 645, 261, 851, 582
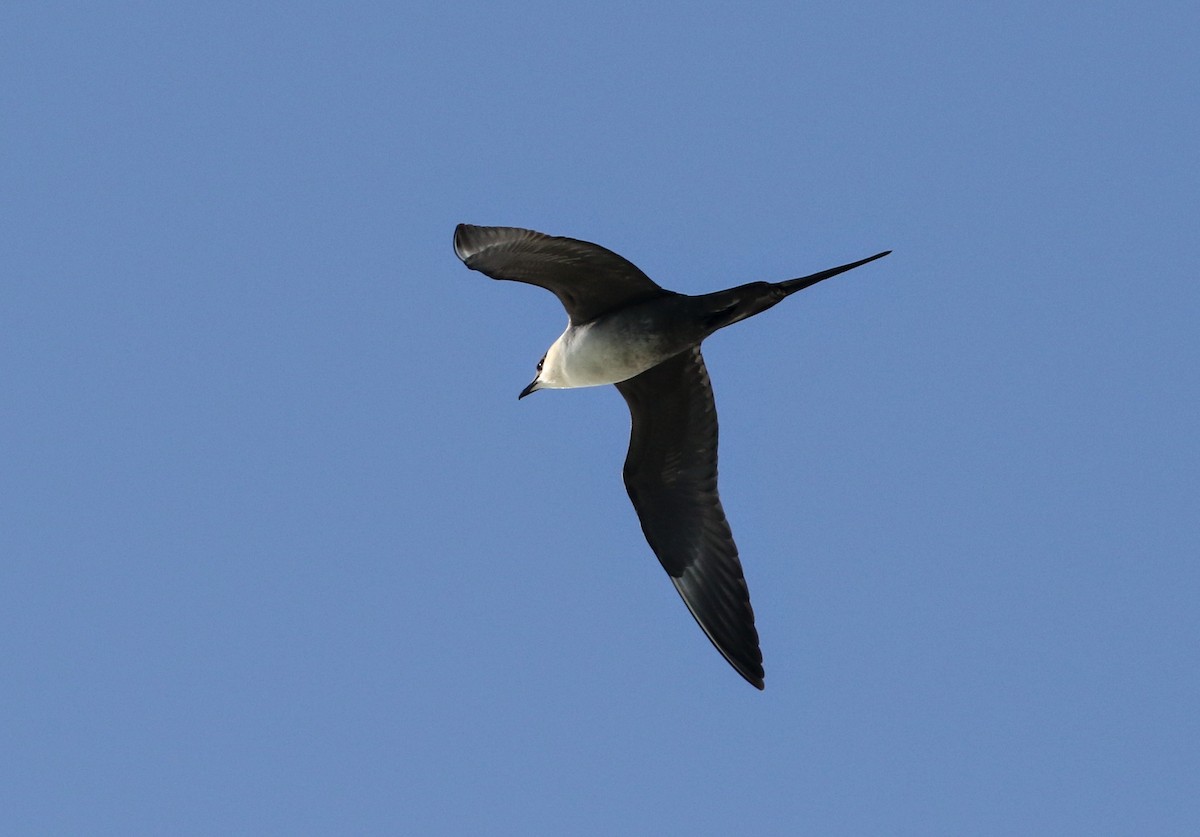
3, 2, 1197, 834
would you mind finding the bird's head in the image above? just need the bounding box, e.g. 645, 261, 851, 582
518, 358, 543, 399
518, 344, 568, 399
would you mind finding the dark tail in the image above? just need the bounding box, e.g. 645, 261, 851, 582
698, 249, 892, 334
777, 250, 892, 297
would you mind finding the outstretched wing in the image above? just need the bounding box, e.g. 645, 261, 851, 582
616, 347, 764, 689
454, 224, 670, 324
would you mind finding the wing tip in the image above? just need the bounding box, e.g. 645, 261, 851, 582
452, 223, 478, 263
453, 223, 543, 267
733, 655, 766, 690
671, 575, 766, 690
736, 662, 766, 690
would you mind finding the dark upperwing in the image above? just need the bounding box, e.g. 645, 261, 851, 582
454, 224, 672, 324
616, 347, 764, 689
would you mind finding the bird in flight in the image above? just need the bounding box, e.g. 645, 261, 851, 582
453, 224, 889, 689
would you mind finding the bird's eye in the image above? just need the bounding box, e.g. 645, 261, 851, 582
537, 357, 544, 372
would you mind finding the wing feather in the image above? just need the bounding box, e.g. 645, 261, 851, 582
616, 347, 764, 689
454, 224, 669, 324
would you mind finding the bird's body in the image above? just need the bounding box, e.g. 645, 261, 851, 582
539, 302, 679, 389
453, 224, 889, 689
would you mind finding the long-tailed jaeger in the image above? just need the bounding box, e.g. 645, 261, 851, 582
453, 224, 889, 689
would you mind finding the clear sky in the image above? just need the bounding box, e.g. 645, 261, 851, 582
3, 2, 1197, 834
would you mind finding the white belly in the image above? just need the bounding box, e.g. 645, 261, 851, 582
545, 318, 669, 388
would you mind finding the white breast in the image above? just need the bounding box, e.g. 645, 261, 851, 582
542, 318, 667, 389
